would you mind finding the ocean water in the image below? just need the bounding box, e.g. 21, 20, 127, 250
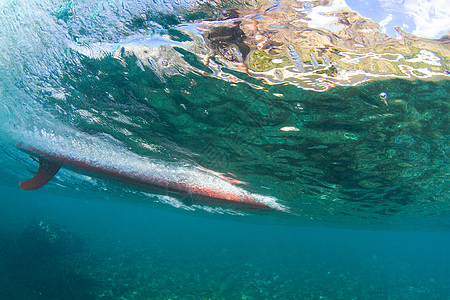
1, 187, 450, 299
1, 0, 449, 299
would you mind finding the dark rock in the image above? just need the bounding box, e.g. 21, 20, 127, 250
15, 218, 83, 261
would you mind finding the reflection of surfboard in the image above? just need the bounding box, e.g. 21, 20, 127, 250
18, 144, 278, 211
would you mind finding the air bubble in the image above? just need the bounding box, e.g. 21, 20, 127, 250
379, 92, 388, 106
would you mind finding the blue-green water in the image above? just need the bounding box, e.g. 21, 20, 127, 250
1, 0, 449, 298
2, 188, 450, 299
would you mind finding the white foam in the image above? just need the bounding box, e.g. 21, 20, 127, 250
305, 0, 350, 32
405, 49, 442, 66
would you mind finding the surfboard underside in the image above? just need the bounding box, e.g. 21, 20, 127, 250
18, 144, 277, 211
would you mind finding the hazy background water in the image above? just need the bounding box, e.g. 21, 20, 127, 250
1, 186, 450, 299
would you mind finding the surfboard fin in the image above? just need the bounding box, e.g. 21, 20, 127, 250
20, 156, 63, 190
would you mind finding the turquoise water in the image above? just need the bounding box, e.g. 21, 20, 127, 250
1, 0, 449, 298
2, 188, 450, 299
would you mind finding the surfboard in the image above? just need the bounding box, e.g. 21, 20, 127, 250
18, 144, 280, 211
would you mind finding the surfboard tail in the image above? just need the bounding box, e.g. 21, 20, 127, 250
20, 156, 63, 190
